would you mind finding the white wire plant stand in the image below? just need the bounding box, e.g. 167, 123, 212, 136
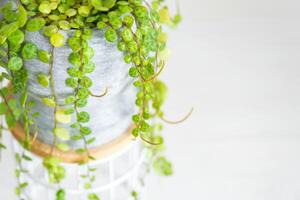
9, 124, 150, 200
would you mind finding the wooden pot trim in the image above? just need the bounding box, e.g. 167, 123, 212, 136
10, 122, 135, 163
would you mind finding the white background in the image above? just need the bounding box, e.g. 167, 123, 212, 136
2, 0, 300, 199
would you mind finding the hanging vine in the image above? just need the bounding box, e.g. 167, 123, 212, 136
0, 0, 185, 199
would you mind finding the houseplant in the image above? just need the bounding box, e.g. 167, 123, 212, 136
0, 0, 187, 199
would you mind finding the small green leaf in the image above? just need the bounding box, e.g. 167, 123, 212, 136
26, 17, 46, 32
0, 143, 6, 149
65, 77, 78, 88
39, 2, 51, 14
159, 7, 171, 24
5, 113, 16, 128
78, 6, 90, 17
17, 5, 28, 27
43, 25, 58, 37
75, 148, 86, 154
22, 42, 38, 60
80, 76, 92, 88
0, 22, 19, 44
8, 56, 23, 71
86, 137, 96, 145
42, 98, 56, 107
22, 154, 32, 161
20, 92, 28, 108
50, 32, 65, 47
88, 193, 100, 200
77, 111, 90, 123
55, 109, 72, 124
153, 157, 173, 176
0, 102, 7, 115
38, 50, 51, 63
54, 127, 70, 141
56, 189, 65, 200
7, 30, 25, 45
80, 126, 92, 135
129, 67, 138, 77
68, 37, 81, 51
37, 73, 49, 88
65, 96, 76, 104
121, 28, 133, 42
105, 28, 118, 42
57, 143, 70, 152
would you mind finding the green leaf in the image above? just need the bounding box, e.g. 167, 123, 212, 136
37, 73, 50, 88
65, 95, 76, 104
88, 193, 100, 200
1, 2, 16, 22
15, 187, 21, 196
5, 113, 16, 128
159, 7, 171, 24
26, 17, 46, 32
105, 28, 118, 42
68, 52, 80, 66
129, 67, 138, 77
38, 50, 51, 63
80, 126, 92, 135
55, 109, 72, 124
56, 189, 65, 200
65, 77, 78, 88
78, 6, 90, 17
91, 0, 116, 11
7, 30, 25, 45
153, 80, 168, 109
77, 111, 90, 123
54, 127, 70, 141
83, 62, 95, 74
0, 143, 6, 149
58, 20, 70, 30
42, 98, 56, 107
68, 37, 81, 51
22, 42, 38, 60
0, 102, 7, 115
57, 143, 70, 152
20, 92, 28, 107
0, 22, 19, 44
77, 88, 89, 99
39, 2, 51, 14
97, 21, 106, 30
121, 28, 133, 42
43, 25, 58, 37
86, 137, 96, 145
8, 56, 23, 71
17, 5, 28, 27
79, 76, 92, 88
103, 0, 116, 8
20, 182, 28, 189
153, 157, 173, 176
75, 148, 86, 154
22, 154, 32, 161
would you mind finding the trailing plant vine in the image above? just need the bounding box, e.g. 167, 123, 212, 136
0, 0, 184, 199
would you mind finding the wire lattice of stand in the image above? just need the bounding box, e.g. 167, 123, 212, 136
9, 123, 149, 200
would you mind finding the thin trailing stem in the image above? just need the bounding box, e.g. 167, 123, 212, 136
89, 87, 108, 98
49, 46, 58, 155
145, 62, 165, 82
160, 107, 194, 124
140, 135, 163, 146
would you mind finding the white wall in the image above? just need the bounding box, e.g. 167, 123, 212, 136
145, 0, 300, 200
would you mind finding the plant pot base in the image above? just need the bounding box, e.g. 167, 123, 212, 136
10, 122, 135, 163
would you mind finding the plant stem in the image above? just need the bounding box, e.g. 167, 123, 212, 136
49, 45, 58, 155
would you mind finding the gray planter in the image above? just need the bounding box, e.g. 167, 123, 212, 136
23, 30, 136, 149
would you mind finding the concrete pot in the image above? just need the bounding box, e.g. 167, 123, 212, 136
23, 30, 136, 149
